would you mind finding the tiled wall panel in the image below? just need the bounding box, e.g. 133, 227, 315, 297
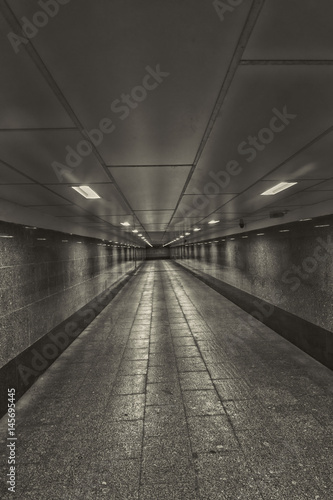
0, 220, 145, 368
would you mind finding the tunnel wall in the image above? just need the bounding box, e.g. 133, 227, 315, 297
0, 220, 145, 370
171, 219, 333, 367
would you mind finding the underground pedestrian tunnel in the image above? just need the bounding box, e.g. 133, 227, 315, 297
0, 1, 333, 498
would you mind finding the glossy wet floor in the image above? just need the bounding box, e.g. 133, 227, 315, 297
1, 260, 333, 499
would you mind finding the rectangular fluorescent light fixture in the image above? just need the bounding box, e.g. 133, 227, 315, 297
193, 228, 201, 232
299, 218, 312, 222
257, 233, 265, 236
0, 235, 14, 238
72, 186, 100, 199
279, 229, 290, 233
315, 224, 330, 228
208, 220, 220, 224
132, 229, 138, 233
261, 182, 297, 196
120, 221, 130, 226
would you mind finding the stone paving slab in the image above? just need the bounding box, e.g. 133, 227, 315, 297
0, 260, 333, 499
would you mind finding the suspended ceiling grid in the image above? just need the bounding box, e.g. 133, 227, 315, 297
0, 0, 332, 246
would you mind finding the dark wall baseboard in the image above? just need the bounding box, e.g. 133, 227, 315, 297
0, 264, 142, 419
174, 261, 333, 371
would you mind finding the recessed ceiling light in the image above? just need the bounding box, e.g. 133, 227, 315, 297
242, 236, 248, 239
208, 220, 220, 224
185, 232, 190, 236
138, 234, 142, 236
260, 182, 297, 196
132, 229, 138, 233
180, 235, 184, 238
193, 228, 201, 232
72, 185, 100, 199
120, 221, 130, 226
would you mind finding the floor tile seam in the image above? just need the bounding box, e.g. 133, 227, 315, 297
167, 263, 271, 499
166, 278, 209, 496
65, 295, 142, 460
102, 274, 149, 425
138, 270, 156, 500
171, 270, 251, 385
169, 265, 265, 482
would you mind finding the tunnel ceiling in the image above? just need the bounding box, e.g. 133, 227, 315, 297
0, 0, 333, 246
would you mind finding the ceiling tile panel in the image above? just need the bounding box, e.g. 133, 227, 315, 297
264, 132, 333, 182
110, 166, 191, 210
270, 191, 333, 208
134, 210, 174, 225
0, 184, 70, 206
34, 205, 92, 217
0, 161, 34, 184
175, 194, 236, 219
0, 130, 110, 184
186, 66, 333, 196
9, 0, 252, 165
56, 216, 102, 224
45, 183, 129, 216
143, 224, 168, 231
243, 0, 333, 60
307, 179, 333, 191
215, 180, 323, 216
98, 215, 134, 226
0, 14, 73, 128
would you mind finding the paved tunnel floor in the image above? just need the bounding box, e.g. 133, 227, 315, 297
1, 260, 333, 499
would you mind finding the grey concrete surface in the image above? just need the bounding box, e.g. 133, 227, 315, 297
0, 260, 332, 499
